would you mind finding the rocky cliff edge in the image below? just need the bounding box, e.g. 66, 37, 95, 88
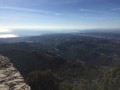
0, 54, 30, 90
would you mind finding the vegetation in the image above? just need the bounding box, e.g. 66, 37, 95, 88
26, 65, 120, 90
26, 71, 60, 90
96, 65, 120, 90
0, 34, 120, 90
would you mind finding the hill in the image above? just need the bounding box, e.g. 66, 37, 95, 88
0, 33, 120, 90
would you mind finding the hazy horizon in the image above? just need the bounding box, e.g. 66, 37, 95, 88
0, 28, 120, 38
0, 0, 120, 38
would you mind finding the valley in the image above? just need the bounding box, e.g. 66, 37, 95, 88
0, 32, 120, 90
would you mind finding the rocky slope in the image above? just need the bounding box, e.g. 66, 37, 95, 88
0, 54, 30, 90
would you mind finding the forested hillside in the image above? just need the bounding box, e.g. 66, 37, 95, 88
0, 33, 120, 90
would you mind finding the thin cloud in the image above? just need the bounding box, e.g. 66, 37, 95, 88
36, 0, 100, 5
55, 13, 61, 16
78, 8, 120, 18
0, 7, 48, 13
0, 6, 61, 16
0, 16, 25, 20
79, 9, 107, 13
80, 15, 107, 20
93, 17, 107, 20
112, 8, 120, 11
35, 0, 83, 4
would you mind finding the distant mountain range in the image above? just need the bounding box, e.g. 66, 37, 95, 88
1, 29, 120, 43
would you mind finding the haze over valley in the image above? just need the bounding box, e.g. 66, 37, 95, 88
0, 0, 120, 90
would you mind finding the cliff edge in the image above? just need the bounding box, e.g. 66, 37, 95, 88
0, 54, 30, 90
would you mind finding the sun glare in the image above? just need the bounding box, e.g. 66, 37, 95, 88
0, 34, 18, 38
0, 27, 12, 32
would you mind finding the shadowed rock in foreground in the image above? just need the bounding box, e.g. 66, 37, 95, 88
0, 54, 30, 90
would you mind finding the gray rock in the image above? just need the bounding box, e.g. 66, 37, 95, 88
0, 54, 31, 90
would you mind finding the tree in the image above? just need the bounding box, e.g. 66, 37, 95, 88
26, 71, 60, 90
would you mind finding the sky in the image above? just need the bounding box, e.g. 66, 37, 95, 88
0, 0, 120, 37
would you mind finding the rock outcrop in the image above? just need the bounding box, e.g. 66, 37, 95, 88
0, 54, 30, 90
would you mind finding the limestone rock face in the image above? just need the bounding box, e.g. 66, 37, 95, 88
0, 54, 30, 90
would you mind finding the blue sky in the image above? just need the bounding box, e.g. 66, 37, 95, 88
0, 0, 120, 33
